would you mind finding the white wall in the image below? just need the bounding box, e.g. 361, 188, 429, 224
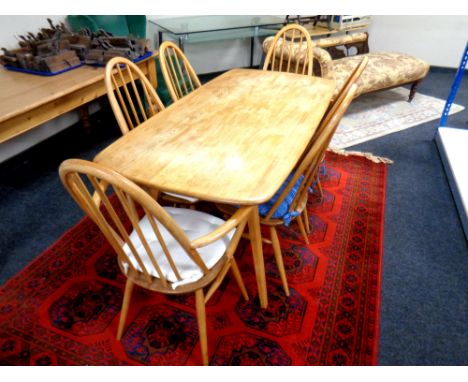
368, 16, 468, 68
0, 15, 66, 49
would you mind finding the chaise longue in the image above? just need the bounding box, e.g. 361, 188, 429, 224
263, 32, 430, 101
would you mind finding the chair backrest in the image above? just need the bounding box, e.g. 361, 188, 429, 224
293, 57, 368, 199
319, 56, 368, 136
263, 24, 314, 76
159, 41, 202, 103
105, 56, 165, 135
59, 159, 250, 290
263, 83, 358, 221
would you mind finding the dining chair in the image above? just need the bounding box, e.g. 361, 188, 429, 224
305, 56, 369, 202
263, 23, 314, 76
264, 84, 359, 296
59, 158, 253, 366
105, 56, 199, 206
105, 56, 165, 135
159, 41, 202, 103
218, 83, 358, 297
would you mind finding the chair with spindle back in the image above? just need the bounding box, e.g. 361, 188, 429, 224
263, 24, 314, 76
105, 56, 165, 136
262, 84, 359, 296
218, 83, 358, 296
59, 159, 253, 365
159, 41, 202, 103
105, 57, 199, 205
302, 55, 369, 206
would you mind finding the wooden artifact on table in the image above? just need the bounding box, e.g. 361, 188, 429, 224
83, 29, 149, 66
0, 18, 150, 74
0, 18, 83, 73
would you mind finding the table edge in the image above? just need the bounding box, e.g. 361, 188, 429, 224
94, 69, 336, 205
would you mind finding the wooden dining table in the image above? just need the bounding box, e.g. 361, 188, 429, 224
94, 68, 335, 308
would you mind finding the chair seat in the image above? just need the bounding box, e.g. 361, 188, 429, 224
259, 174, 304, 226
122, 207, 234, 288
329, 52, 430, 97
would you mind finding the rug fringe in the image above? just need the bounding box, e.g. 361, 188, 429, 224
328, 147, 394, 164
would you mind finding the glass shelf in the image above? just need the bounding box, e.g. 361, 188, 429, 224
149, 16, 285, 68
149, 15, 284, 36
179, 27, 280, 44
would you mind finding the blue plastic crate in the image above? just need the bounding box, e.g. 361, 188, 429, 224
86, 51, 153, 67
3, 62, 84, 76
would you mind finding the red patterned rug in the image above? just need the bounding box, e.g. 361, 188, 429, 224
0, 152, 387, 366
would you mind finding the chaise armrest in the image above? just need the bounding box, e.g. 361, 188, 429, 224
312, 47, 333, 77
314, 32, 368, 48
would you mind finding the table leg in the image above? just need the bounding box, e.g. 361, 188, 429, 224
250, 36, 254, 67
78, 105, 91, 136
142, 54, 157, 89
158, 31, 163, 48
248, 205, 268, 308
179, 36, 185, 52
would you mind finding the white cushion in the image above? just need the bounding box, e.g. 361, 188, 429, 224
122, 207, 234, 289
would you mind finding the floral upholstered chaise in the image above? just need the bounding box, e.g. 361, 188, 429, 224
263, 34, 430, 101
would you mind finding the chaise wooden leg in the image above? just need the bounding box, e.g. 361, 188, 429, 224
195, 289, 209, 366
117, 279, 134, 340
409, 80, 420, 102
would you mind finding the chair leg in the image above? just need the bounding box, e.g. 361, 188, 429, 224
303, 209, 310, 234
270, 226, 290, 297
148, 188, 160, 201
297, 215, 310, 244
117, 279, 134, 340
195, 289, 209, 366
230, 259, 249, 301
315, 178, 324, 200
